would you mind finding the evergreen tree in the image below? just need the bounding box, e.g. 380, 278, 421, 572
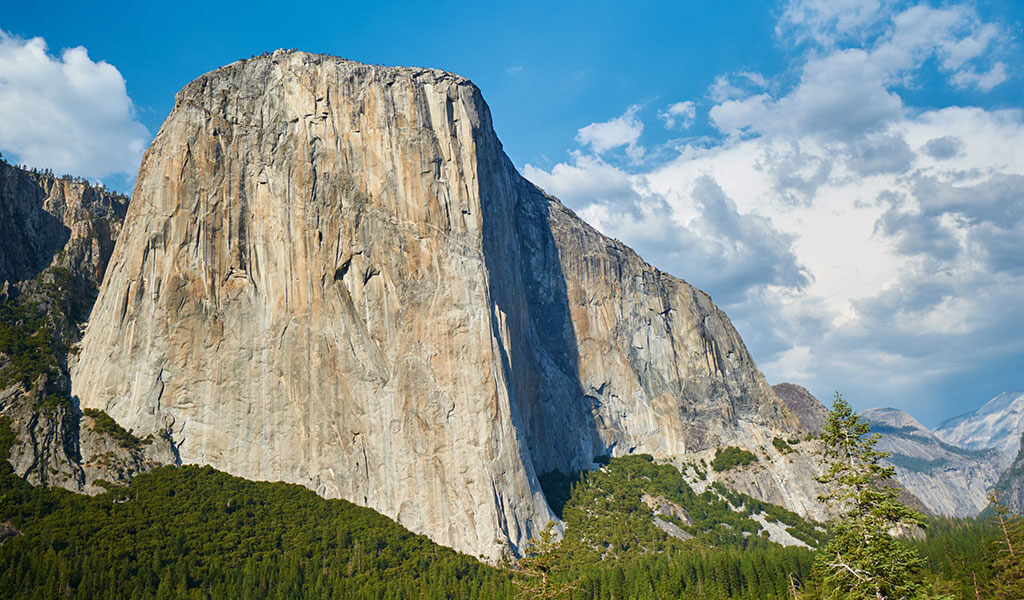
988, 491, 1024, 599
812, 392, 925, 600
513, 521, 577, 600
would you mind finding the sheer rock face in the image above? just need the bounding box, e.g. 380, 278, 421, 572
994, 431, 1024, 513
0, 160, 126, 292
73, 51, 805, 560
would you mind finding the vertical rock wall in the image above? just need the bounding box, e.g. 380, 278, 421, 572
73, 51, 806, 559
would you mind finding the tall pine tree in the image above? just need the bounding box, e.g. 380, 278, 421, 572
812, 392, 925, 600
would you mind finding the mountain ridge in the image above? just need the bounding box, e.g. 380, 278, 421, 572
935, 391, 1024, 461
863, 406, 1003, 517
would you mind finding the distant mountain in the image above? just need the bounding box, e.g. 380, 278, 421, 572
864, 407, 1004, 518
935, 391, 1024, 461
772, 383, 829, 433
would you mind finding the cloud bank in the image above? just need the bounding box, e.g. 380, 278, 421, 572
525, 0, 1022, 421
0, 30, 148, 179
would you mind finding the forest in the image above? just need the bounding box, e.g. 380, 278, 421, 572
0, 412, 1021, 599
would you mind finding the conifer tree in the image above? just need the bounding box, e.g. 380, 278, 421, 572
812, 392, 925, 600
514, 521, 578, 600
988, 491, 1024, 599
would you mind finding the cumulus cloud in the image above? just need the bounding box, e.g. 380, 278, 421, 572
658, 101, 695, 129
778, 0, 884, 46
525, 2, 1024, 420
711, 50, 904, 140
575, 104, 645, 162
950, 62, 1008, 92
0, 30, 148, 179
921, 136, 963, 160
524, 156, 808, 304
709, 72, 770, 103
778, 1, 1010, 93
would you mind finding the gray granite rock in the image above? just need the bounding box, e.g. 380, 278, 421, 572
865, 407, 1003, 517
73, 51, 820, 559
0, 160, 175, 492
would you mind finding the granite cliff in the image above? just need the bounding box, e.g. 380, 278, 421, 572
72, 51, 818, 559
994, 431, 1024, 513
0, 160, 175, 493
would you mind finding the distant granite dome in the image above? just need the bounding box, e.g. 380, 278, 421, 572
935, 391, 1024, 460
72, 50, 819, 559
864, 407, 1004, 518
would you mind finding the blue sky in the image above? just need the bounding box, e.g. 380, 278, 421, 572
1, 0, 1022, 425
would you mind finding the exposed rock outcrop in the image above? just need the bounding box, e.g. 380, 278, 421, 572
73, 51, 813, 559
772, 383, 828, 433
0, 160, 176, 492
865, 407, 1003, 517
994, 431, 1024, 514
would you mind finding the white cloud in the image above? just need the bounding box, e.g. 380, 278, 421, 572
575, 104, 645, 162
779, 1, 1010, 93
658, 101, 695, 129
950, 62, 1008, 92
0, 30, 148, 179
525, 154, 808, 304
711, 49, 904, 140
709, 71, 770, 103
526, 2, 1023, 419
777, 0, 884, 46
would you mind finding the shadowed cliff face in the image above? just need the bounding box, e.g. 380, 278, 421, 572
73, 50, 809, 560
0, 161, 175, 494
995, 431, 1024, 513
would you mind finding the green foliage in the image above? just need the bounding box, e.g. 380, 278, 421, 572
0, 411, 1003, 600
772, 437, 794, 454
911, 516, 996, 598
710, 446, 758, 472
541, 455, 821, 559
0, 460, 511, 599
813, 392, 926, 600
82, 408, 149, 449
534, 455, 819, 598
986, 491, 1024, 599
886, 452, 951, 473
536, 470, 581, 520
0, 297, 60, 389
710, 482, 827, 547
0, 416, 16, 459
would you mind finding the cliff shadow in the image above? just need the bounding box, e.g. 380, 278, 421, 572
479, 151, 610, 521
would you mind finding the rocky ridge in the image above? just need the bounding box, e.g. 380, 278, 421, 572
71, 51, 821, 559
0, 160, 176, 492
772, 383, 828, 433
864, 407, 1003, 517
